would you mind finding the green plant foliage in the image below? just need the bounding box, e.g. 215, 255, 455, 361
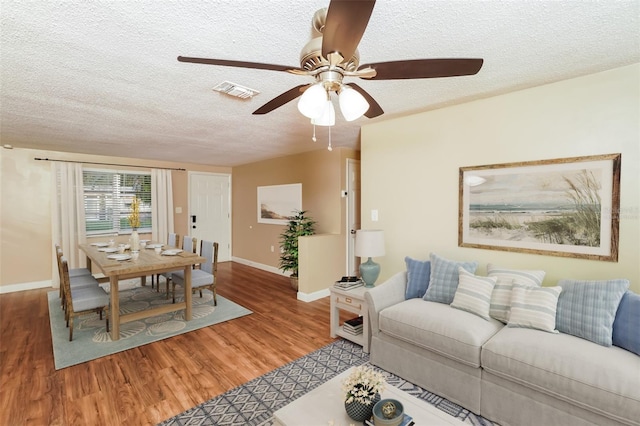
279, 210, 316, 277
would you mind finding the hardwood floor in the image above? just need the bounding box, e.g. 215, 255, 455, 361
0, 262, 344, 425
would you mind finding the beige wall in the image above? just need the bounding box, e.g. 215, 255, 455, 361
231, 148, 359, 274
0, 148, 230, 290
360, 64, 640, 292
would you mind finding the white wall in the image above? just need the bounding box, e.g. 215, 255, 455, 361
360, 64, 640, 292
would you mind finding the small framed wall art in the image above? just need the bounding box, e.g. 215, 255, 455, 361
257, 183, 302, 225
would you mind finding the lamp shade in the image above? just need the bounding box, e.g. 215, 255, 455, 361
339, 86, 370, 121
310, 100, 335, 126
355, 229, 385, 258
298, 83, 327, 119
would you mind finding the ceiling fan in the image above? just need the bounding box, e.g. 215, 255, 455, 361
178, 0, 483, 121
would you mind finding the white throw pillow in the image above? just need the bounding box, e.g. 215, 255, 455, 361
487, 264, 546, 323
507, 284, 563, 333
450, 267, 497, 321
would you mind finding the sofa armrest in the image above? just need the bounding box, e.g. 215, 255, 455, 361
365, 271, 407, 336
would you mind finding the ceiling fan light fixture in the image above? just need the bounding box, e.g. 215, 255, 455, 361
339, 85, 369, 121
297, 83, 327, 119
310, 100, 335, 126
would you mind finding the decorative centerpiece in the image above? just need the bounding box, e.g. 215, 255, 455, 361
342, 365, 386, 422
128, 197, 141, 251
373, 398, 405, 426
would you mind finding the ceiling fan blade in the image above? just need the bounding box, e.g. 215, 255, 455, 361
322, 0, 375, 64
359, 58, 484, 80
253, 85, 309, 115
178, 56, 302, 73
346, 83, 384, 118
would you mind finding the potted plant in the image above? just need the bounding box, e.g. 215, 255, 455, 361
342, 365, 386, 421
279, 210, 316, 290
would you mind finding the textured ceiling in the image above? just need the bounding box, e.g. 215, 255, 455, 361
1, 1, 639, 167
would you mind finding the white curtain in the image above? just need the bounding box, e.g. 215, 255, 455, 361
51, 162, 87, 288
151, 169, 174, 244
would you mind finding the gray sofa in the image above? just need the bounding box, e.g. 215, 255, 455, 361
365, 271, 640, 426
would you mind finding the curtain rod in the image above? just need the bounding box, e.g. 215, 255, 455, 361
34, 157, 186, 171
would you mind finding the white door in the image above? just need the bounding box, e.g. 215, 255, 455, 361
346, 159, 361, 276
189, 172, 231, 261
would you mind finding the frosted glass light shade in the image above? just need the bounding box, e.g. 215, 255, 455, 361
298, 83, 327, 119
339, 86, 369, 121
355, 229, 385, 258
310, 100, 335, 126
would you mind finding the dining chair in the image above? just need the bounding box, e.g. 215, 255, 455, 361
152, 232, 180, 289
170, 240, 218, 305
60, 256, 110, 341
56, 246, 100, 311
159, 236, 197, 295
55, 243, 92, 280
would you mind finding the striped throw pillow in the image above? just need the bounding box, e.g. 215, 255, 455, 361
487, 265, 546, 323
451, 267, 497, 321
508, 284, 563, 333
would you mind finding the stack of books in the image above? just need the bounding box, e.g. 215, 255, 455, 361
334, 276, 364, 290
343, 316, 363, 335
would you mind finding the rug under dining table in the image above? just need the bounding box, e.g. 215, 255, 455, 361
48, 277, 252, 370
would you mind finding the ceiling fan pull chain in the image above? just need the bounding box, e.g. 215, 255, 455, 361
327, 126, 333, 151
312, 124, 317, 142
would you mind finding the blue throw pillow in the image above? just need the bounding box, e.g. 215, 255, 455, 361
612, 291, 640, 356
423, 253, 478, 304
556, 279, 629, 346
404, 257, 431, 299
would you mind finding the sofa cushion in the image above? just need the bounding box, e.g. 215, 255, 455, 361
555, 278, 629, 346
404, 256, 431, 299
482, 327, 640, 424
612, 291, 640, 355
378, 298, 503, 368
507, 284, 562, 333
423, 253, 478, 304
487, 264, 545, 323
451, 267, 497, 321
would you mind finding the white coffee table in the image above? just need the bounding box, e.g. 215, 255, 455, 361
273, 367, 466, 425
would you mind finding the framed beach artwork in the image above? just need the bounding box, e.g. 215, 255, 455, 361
257, 183, 302, 225
459, 153, 621, 261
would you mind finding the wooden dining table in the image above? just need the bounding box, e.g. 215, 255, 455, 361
79, 243, 206, 341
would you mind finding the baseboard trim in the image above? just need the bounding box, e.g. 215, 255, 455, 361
231, 257, 287, 276
0, 280, 53, 294
297, 288, 330, 302
231, 258, 329, 303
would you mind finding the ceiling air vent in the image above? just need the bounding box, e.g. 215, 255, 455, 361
212, 81, 260, 99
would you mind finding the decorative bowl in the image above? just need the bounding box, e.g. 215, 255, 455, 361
372, 399, 404, 426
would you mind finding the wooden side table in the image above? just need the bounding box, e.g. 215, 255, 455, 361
330, 285, 370, 353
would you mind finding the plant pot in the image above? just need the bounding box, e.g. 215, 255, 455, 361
345, 393, 380, 422
289, 276, 298, 291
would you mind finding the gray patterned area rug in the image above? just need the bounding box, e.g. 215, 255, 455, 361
48, 278, 252, 370
159, 339, 494, 426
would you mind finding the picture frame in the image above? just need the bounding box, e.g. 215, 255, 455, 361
257, 183, 302, 225
459, 153, 621, 262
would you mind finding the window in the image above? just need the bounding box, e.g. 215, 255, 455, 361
83, 169, 152, 235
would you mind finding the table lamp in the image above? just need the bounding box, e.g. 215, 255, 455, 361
355, 230, 385, 287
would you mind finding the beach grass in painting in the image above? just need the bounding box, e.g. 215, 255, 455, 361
469, 170, 601, 246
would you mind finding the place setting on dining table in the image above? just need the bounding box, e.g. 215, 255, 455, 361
88, 239, 186, 262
